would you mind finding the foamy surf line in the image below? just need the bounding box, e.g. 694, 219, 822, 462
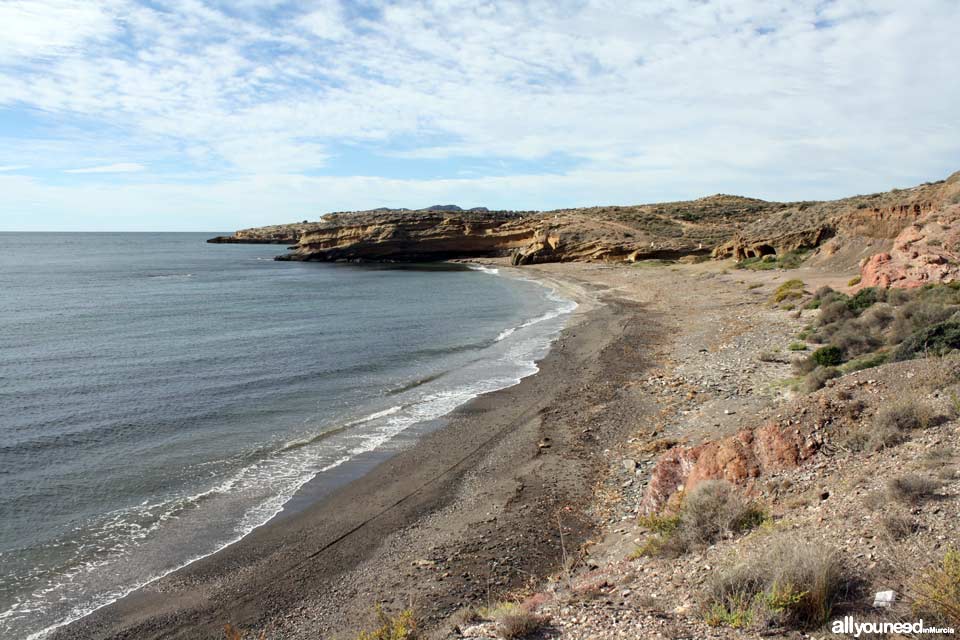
20, 267, 578, 640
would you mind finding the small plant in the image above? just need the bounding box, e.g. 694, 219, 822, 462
788, 342, 808, 351
894, 320, 960, 360
771, 279, 805, 304
848, 275, 862, 286
887, 474, 941, 505
912, 548, 960, 626
875, 399, 934, 432
356, 607, 418, 640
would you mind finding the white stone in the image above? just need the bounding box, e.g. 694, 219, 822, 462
873, 590, 897, 608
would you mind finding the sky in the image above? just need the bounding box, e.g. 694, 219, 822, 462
0, 0, 958, 231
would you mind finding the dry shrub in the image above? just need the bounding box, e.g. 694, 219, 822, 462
887, 474, 942, 505
912, 548, 960, 627
704, 535, 853, 630
482, 603, 547, 640
851, 400, 937, 452
803, 366, 840, 392
636, 481, 765, 557
880, 513, 916, 540
497, 611, 547, 639
876, 400, 934, 431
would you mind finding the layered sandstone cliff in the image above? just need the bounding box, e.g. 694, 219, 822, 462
209, 172, 960, 279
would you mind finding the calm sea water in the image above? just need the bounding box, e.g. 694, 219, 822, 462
0, 233, 574, 638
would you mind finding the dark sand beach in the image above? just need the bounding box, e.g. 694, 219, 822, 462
51, 264, 662, 639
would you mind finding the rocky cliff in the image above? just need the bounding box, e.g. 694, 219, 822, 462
207, 222, 322, 244
209, 172, 960, 282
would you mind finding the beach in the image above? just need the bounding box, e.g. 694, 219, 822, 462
38, 261, 664, 638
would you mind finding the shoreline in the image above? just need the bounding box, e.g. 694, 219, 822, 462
50, 262, 637, 639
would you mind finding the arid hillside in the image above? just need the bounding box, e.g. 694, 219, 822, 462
211, 172, 960, 287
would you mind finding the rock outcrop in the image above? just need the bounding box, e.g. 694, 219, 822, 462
209, 172, 960, 270
858, 202, 960, 288
640, 422, 821, 513
207, 222, 321, 244
279, 208, 713, 264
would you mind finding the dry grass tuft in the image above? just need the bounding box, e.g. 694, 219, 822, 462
704, 535, 853, 630
635, 481, 765, 558
478, 602, 548, 640
880, 513, 916, 540
887, 474, 942, 505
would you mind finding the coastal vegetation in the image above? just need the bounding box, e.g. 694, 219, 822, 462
791, 282, 960, 390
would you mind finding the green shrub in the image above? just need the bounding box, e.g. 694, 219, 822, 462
848, 287, 882, 313
771, 279, 805, 305
788, 342, 808, 351
893, 320, 960, 360
847, 276, 861, 287
812, 346, 843, 367
841, 351, 888, 373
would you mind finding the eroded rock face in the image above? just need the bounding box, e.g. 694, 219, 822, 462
282, 209, 706, 264
859, 206, 960, 288
639, 422, 820, 513
287, 210, 537, 261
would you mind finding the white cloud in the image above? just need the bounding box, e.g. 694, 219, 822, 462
298, 2, 349, 41
0, 165, 29, 171
0, 0, 118, 62
64, 162, 147, 174
0, 0, 957, 228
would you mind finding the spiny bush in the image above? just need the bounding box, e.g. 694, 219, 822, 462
880, 513, 915, 540
704, 536, 853, 630
912, 548, 960, 627
636, 481, 765, 557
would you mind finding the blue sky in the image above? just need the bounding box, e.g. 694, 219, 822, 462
0, 0, 958, 231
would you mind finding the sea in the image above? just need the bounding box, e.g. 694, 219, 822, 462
0, 232, 575, 639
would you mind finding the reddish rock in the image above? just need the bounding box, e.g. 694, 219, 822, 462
858, 208, 960, 289
640, 422, 819, 513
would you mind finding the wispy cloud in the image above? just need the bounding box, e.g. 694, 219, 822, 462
64, 163, 147, 174
0, 165, 29, 172
0, 0, 957, 229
